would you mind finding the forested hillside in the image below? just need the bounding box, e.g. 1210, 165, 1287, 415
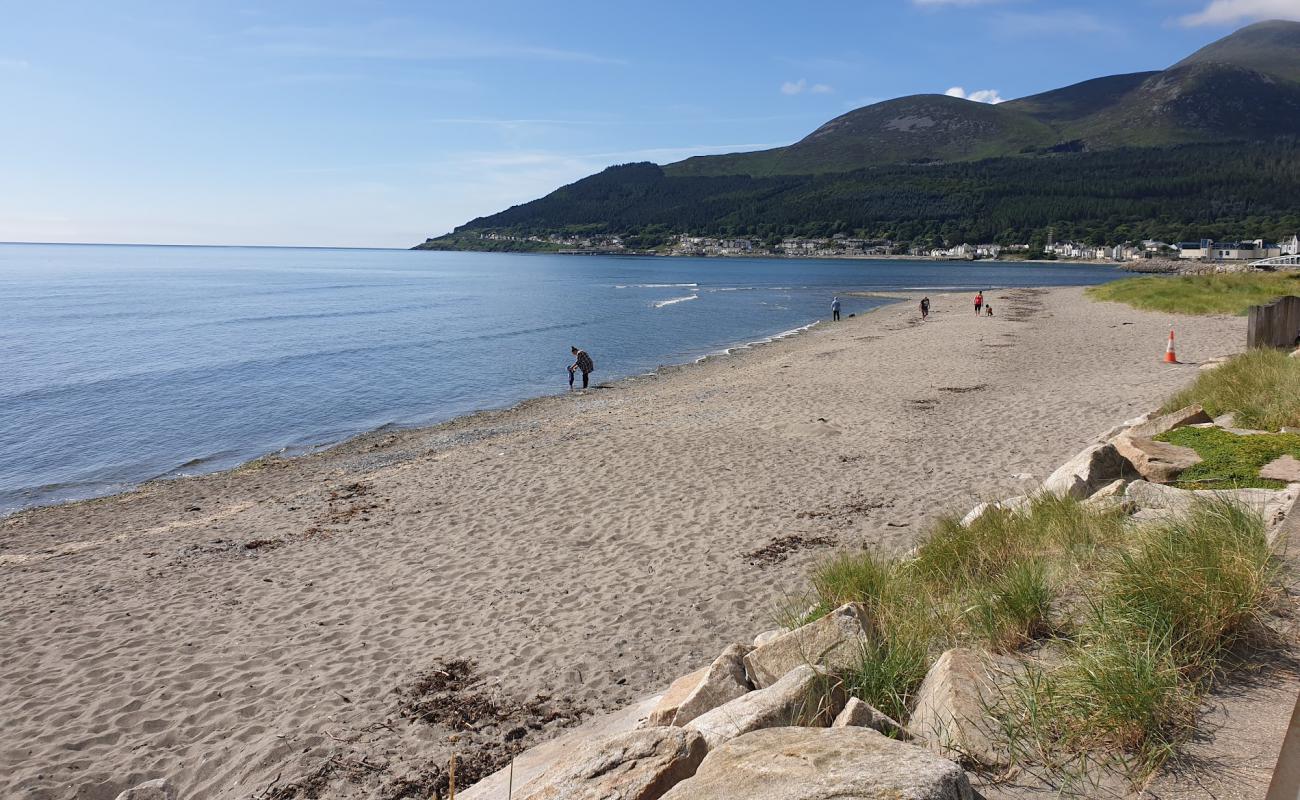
424, 140, 1300, 249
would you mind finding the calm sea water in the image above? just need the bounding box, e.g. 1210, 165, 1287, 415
0, 243, 1125, 513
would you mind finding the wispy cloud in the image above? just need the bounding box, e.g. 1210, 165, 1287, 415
242, 21, 625, 65
995, 9, 1108, 35
1179, 0, 1300, 26
0, 57, 30, 70
945, 86, 1005, 103
781, 78, 834, 95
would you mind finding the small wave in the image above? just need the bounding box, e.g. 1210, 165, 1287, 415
653, 294, 699, 308
693, 321, 821, 363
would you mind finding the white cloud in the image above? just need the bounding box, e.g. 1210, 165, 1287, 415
1180, 0, 1300, 26
944, 86, 1006, 104
781, 78, 834, 95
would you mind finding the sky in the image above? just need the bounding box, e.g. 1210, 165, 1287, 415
2, 0, 1299, 248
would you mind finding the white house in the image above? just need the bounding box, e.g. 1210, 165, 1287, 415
1283, 235, 1300, 256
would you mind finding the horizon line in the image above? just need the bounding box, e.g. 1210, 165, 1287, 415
0, 240, 418, 251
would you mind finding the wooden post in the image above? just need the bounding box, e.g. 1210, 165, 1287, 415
1247, 296, 1300, 350
1266, 690, 1300, 800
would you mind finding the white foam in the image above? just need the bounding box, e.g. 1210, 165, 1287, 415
694, 320, 821, 362
653, 294, 699, 308
616, 283, 699, 289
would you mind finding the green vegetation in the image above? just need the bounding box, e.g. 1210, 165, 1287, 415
1004, 501, 1274, 779
1156, 427, 1300, 488
1161, 348, 1300, 430
1085, 272, 1300, 316
795, 495, 1128, 720
423, 140, 1300, 250
794, 492, 1278, 782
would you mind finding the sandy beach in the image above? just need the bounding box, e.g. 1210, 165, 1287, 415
0, 287, 1248, 799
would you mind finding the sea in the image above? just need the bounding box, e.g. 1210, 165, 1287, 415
0, 243, 1126, 514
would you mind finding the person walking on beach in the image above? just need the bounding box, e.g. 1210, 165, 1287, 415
920, 296, 930, 320
974, 291, 984, 315
986, 303, 994, 317
569, 346, 595, 389
831, 296, 842, 322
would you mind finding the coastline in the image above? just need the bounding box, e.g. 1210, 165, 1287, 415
0, 287, 1246, 799
0, 302, 883, 520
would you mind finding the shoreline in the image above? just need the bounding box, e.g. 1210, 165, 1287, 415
0, 287, 1247, 799
0, 302, 885, 520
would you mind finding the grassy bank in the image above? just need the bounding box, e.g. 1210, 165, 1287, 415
793, 495, 1277, 782
1085, 271, 1300, 315
1161, 348, 1300, 429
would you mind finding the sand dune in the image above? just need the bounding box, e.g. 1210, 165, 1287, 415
0, 287, 1244, 799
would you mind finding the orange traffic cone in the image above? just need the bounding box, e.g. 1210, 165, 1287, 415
1163, 329, 1179, 363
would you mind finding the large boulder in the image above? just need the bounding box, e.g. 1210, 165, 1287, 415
1040, 443, 1132, 499
1125, 404, 1212, 440
649, 644, 753, 727
831, 696, 908, 739
115, 781, 177, 800
1125, 481, 1299, 535
908, 648, 1021, 769
687, 664, 845, 750
658, 727, 976, 800
959, 495, 1028, 528
743, 603, 872, 688
646, 667, 709, 727
1112, 433, 1201, 484
514, 727, 707, 800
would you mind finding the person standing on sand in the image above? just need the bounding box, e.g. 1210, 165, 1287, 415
831, 296, 841, 322
920, 296, 930, 320
974, 291, 984, 315
569, 346, 595, 389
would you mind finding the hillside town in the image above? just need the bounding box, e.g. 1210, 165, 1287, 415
471, 230, 1300, 264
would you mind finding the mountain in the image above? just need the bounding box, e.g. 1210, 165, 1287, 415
663, 20, 1300, 179
668, 95, 1058, 177
1172, 19, 1300, 82
418, 21, 1300, 249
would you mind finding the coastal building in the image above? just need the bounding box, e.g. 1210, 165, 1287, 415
1178, 239, 1282, 261
1283, 235, 1300, 256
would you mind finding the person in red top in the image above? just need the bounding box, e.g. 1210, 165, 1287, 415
974, 291, 984, 315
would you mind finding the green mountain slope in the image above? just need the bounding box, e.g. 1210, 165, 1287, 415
423, 139, 1300, 249
667, 95, 1058, 177
1173, 19, 1300, 82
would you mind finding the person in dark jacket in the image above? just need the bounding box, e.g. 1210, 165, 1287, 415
569, 346, 595, 389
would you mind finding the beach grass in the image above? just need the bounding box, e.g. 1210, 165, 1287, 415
1085, 272, 1300, 316
1003, 500, 1274, 780
797, 492, 1277, 783
1160, 348, 1300, 430
1157, 426, 1300, 488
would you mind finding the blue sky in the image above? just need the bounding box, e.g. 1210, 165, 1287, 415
2, 0, 1297, 247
